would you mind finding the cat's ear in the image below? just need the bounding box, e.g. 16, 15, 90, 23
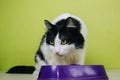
66, 17, 77, 28
44, 20, 54, 30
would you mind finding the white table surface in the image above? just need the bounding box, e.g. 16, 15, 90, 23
0, 70, 120, 80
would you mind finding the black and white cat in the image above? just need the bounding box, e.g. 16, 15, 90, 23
33, 13, 87, 78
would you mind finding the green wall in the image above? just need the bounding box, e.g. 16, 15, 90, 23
0, 0, 120, 71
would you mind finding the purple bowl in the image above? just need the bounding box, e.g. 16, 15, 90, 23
38, 65, 108, 80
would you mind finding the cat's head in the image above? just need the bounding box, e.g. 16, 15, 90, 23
44, 17, 85, 57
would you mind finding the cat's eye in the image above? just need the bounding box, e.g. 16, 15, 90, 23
61, 40, 67, 45
50, 41, 54, 45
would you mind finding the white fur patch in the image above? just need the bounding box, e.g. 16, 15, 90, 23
48, 33, 77, 56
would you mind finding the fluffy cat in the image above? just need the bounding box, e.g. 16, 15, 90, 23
33, 13, 87, 79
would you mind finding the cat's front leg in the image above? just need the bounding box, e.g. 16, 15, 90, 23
72, 49, 86, 65
33, 60, 47, 79
76, 51, 86, 65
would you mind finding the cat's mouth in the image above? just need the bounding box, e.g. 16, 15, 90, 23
56, 53, 64, 57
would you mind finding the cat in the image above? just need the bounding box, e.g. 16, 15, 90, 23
33, 13, 87, 79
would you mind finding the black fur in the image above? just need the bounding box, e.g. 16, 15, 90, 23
7, 66, 35, 74
35, 50, 45, 62
35, 35, 48, 63
46, 26, 57, 45
45, 17, 84, 47
59, 27, 84, 49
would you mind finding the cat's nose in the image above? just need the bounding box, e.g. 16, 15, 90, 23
55, 52, 63, 57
